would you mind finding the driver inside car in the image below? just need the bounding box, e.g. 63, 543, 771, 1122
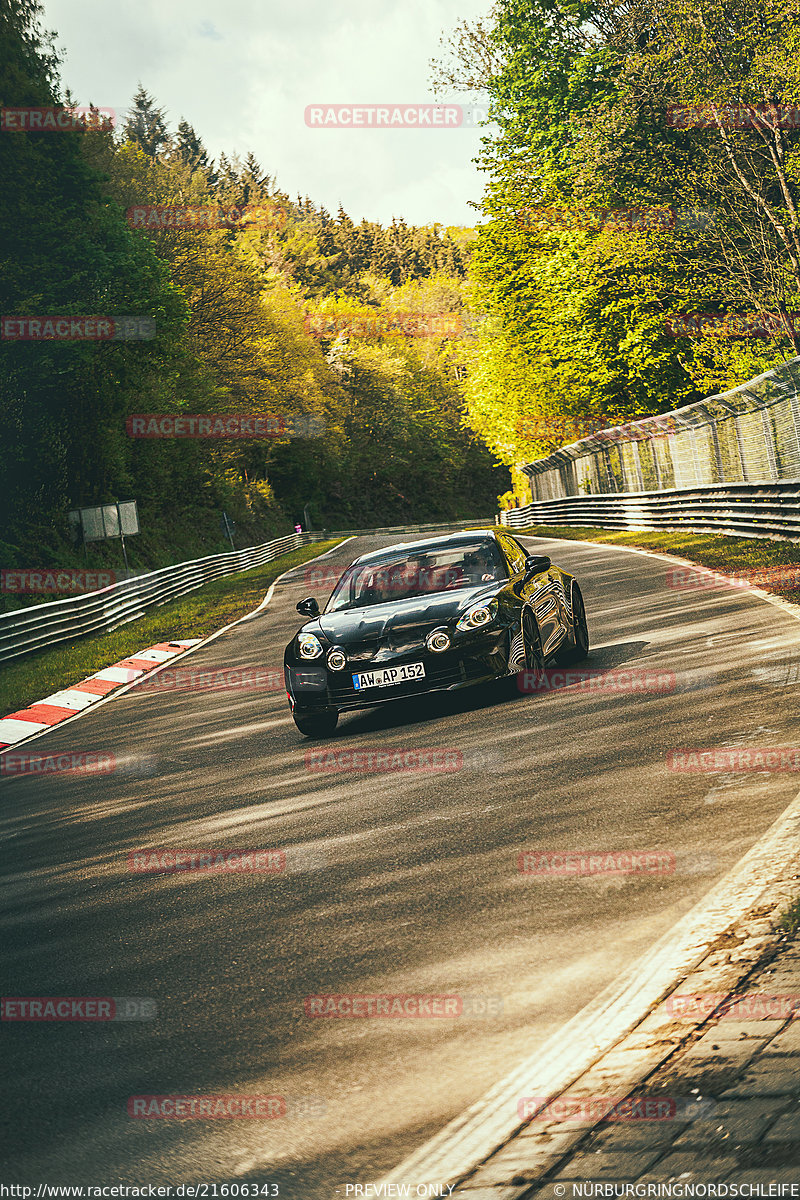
463, 547, 503, 584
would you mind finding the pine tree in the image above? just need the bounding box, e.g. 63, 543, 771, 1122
123, 84, 169, 158
243, 152, 271, 197
175, 119, 209, 172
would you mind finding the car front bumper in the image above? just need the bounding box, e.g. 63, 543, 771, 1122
285, 627, 510, 713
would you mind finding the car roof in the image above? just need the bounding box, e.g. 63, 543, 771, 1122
350, 529, 503, 567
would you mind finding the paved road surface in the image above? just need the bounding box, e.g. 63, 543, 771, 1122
2, 531, 798, 1197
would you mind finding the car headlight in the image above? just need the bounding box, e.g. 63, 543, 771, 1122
456, 597, 498, 631
327, 647, 347, 671
297, 632, 324, 660
426, 629, 451, 653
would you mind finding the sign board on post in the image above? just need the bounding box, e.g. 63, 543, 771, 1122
69, 501, 140, 542
118, 501, 139, 536
68, 501, 140, 574
101, 505, 120, 539
220, 511, 236, 550
77, 506, 106, 542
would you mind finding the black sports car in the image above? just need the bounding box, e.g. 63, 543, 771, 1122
284, 529, 589, 737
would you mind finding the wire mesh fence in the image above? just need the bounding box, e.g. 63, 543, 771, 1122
520, 356, 800, 503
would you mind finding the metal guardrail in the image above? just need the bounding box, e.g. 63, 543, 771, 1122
0, 531, 325, 665
0, 518, 496, 664
500, 484, 800, 540
324, 518, 496, 537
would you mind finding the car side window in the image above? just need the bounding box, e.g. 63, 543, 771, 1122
496, 533, 527, 575
510, 536, 530, 563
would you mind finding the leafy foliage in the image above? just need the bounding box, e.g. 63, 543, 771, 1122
439, 0, 800, 470
1, 0, 504, 567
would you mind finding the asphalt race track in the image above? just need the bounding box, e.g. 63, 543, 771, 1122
2, 529, 800, 1196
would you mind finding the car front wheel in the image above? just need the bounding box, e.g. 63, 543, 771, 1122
522, 607, 545, 676
505, 608, 545, 697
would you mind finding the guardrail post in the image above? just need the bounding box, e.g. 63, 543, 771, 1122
761, 407, 780, 480
789, 391, 800, 472
709, 420, 725, 482
631, 441, 645, 491
733, 417, 749, 481
602, 446, 616, 492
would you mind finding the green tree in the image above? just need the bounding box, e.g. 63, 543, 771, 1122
124, 84, 169, 158
437, 0, 800, 471
0, 1, 187, 547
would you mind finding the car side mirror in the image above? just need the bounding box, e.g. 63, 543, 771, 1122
524, 554, 551, 576
296, 596, 320, 618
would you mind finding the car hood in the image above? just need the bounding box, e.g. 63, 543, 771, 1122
313, 584, 498, 645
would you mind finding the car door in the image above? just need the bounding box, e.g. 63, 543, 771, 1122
500, 533, 566, 657
510, 533, 570, 627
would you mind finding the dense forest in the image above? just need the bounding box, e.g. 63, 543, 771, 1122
436, 0, 800, 504
7, 0, 797, 567
0, 0, 504, 575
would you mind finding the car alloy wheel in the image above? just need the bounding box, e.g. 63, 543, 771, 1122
555, 582, 589, 664
522, 607, 545, 678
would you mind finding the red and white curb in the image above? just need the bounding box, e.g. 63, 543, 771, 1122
0, 640, 200, 751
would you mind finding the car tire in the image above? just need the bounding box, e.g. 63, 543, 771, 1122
292, 709, 339, 738
506, 607, 545, 697
555, 582, 589, 664
522, 607, 545, 674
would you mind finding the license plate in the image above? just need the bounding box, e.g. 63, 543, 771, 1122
352, 662, 426, 690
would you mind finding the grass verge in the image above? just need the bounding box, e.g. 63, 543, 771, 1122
1, 539, 341, 718
779, 897, 800, 936
484, 524, 800, 598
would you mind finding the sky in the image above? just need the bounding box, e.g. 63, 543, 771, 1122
41, 0, 496, 228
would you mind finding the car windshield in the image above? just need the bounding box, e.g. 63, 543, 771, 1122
325, 541, 507, 612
